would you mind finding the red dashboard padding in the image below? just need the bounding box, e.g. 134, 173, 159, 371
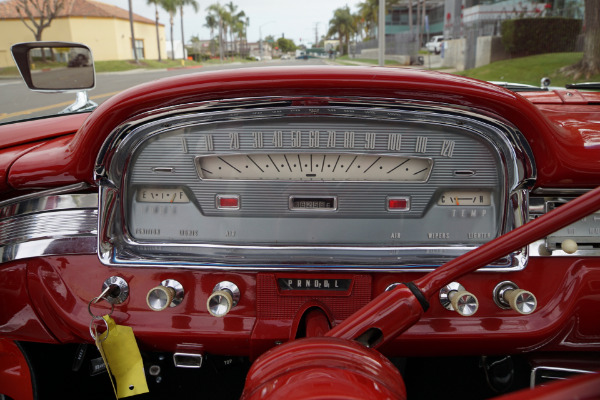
242, 337, 406, 400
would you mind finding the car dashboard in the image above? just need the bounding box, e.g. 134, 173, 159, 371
2, 66, 600, 399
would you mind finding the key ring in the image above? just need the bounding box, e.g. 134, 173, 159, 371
89, 316, 110, 342
88, 296, 114, 319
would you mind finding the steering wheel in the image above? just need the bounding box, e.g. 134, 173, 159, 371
240, 186, 600, 399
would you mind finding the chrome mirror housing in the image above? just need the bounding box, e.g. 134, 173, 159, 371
11, 41, 97, 113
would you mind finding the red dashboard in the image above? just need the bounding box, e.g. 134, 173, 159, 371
2, 66, 600, 399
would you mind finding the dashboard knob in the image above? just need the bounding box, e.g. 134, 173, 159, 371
207, 290, 233, 317
449, 290, 479, 316
493, 281, 536, 314
561, 239, 578, 254
147, 286, 175, 311
503, 289, 537, 315
207, 281, 240, 317
439, 282, 478, 316
146, 279, 185, 311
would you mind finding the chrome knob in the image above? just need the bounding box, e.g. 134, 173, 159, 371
146, 279, 184, 311
449, 290, 479, 316
505, 289, 537, 314
439, 282, 478, 316
493, 281, 537, 314
207, 281, 240, 317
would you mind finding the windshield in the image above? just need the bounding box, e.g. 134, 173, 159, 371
1, 0, 598, 124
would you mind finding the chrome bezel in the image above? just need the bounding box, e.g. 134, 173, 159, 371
95, 96, 536, 271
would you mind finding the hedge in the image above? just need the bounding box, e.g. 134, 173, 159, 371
501, 18, 581, 57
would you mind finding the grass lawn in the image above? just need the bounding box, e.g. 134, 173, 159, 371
458, 52, 600, 87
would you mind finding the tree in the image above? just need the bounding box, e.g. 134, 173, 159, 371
178, 0, 199, 60
562, 0, 600, 79
204, 13, 218, 56
207, 3, 227, 61
128, 0, 138, 63
277, 37, 297, 53
15, 0, 64, 61
147, 0, 162, 61
160, 0, 177, 60
328, 6, 355, 55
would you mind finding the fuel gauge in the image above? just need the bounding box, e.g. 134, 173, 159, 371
136, 187, 190, 203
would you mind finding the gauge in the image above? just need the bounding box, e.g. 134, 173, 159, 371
196, 153, 433, 182
136, 187, 190, 203
437, 191, 491, 206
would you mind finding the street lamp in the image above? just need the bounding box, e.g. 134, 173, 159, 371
259, 21, 275, 59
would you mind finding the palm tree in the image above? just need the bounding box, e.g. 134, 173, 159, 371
160, 0, 177, 60
128, 0, 139, 63
225, 2, 237, 55
147, 0, 162, 61
204, 14, 218, 56
358, 0, 378, 39
178, 0, 199, 60
207, 3, 227, 61
328, 6, 355, 55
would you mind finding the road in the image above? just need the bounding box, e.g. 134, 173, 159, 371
0, 59, 328, 124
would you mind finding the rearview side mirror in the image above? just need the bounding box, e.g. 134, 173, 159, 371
11, 41, 95, 92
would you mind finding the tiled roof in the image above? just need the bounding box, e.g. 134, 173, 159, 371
0, 0, 157, 25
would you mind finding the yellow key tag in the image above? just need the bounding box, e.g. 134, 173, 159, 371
95, 315, 149, 399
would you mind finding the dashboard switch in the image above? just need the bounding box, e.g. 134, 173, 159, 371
439, 282, 479, 316
146, 279, 184, 311
207, 281, 240, 317
493, 281, 537, 314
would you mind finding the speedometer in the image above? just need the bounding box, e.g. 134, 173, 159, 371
196, 153, 433, 181
97, 98, 534, 270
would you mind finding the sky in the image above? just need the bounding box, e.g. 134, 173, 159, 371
101, 0, 363, 46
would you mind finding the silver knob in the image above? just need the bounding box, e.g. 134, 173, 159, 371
207, 281, 240, 317
439, 282, 479, 316
493, 281, 537, 314
146, 279, 184, 311
449, 290, 479, 316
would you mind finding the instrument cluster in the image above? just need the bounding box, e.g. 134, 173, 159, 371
97, 97, 535, 270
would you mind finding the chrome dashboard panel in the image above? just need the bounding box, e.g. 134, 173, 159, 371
96, 97, 535, 271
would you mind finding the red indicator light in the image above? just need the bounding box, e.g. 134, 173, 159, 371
217, 195, 240, 209
388, 197, 409, 211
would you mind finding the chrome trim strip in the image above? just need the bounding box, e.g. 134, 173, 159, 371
0, 192, 98, 220
0, 182, 91, 209
532, 188, 591, 195
0, 190, 98, 263
530, 366, 595, 389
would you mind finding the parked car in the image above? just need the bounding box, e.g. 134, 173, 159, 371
2, 41, 600, 400
425, 35, 444, 54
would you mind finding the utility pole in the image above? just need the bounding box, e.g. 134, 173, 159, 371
378, 0, 385, 66
314, 22, 319, 47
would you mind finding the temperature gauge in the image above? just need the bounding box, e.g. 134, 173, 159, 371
438, 191, 491, 206
136, 187, 190, 203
